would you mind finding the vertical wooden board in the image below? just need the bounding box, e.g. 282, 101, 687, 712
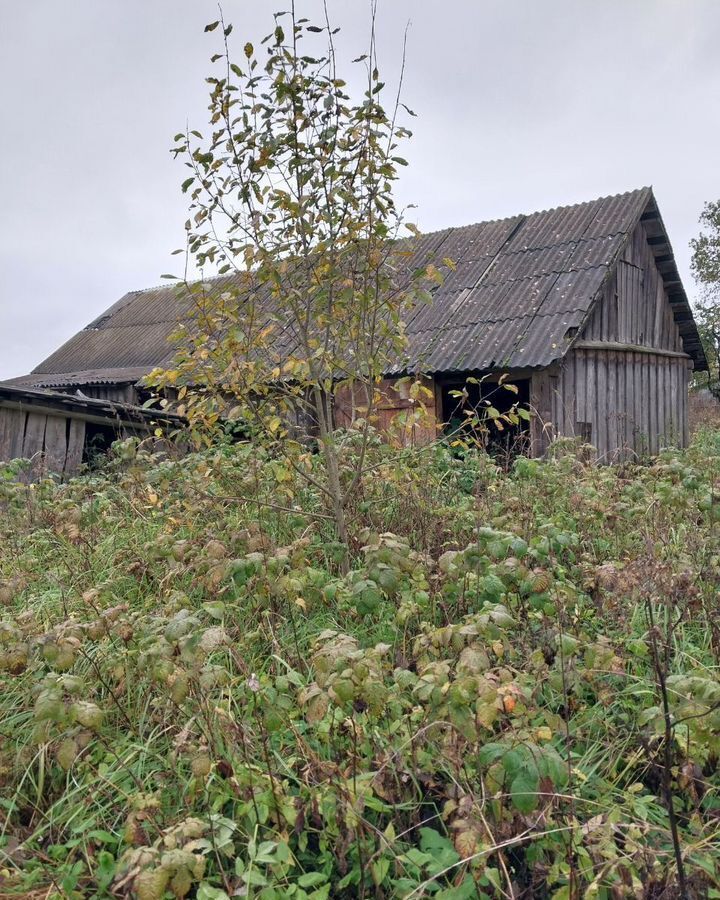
562, 351, 585, 437
611, 271, 619, 341
63, 419, 85, 476
659, 355, 667, 449
639, 264, 648, 345
629, 356, 637, 451
620, 354, 629, 458
0, 410, 8, 462
667, 358, 675, 444
530, 371, 549, 454
22, 413, 47, 461
595, 352, 607, 458
669, 305, 682, 352
568, 350, 588, 427
619, 356, 629, 455
0, 409, 25, 461
633, 353, 643, 453
549, 374, 559, 444
529, 373, 541, 452
605, 351, 616, 457
585, 350, 596, 447
682, 365, 690, 447
432, 377, 443, 426
627, 354, 635, 452
43, 415, 69, 474
648, 355, 657, 455
637, 267, 644, 343
658, 357, 668, 448
621, 265, 629, 343
653, 275, 664, 347
666, 358, 674, 445
627, 267, 637, 344
8, 409, 27, 460
552, 363, 563, 433
20, 413, 47, 479
669, 360, 679, 444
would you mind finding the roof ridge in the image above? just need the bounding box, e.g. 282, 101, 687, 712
408, 186, 652, 242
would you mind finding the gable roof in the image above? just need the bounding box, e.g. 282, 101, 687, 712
6, 187, 707, 388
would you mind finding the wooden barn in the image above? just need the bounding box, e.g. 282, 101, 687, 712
1, 187, 707, 469
0, 384, 182, 479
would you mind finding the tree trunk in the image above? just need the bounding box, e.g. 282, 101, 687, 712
312, 386, 350, 574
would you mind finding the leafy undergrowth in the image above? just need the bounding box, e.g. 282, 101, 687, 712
1, 430, 720, 899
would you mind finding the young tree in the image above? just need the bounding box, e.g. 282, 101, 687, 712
150, 7, 434, 567
690, 200, 720, 399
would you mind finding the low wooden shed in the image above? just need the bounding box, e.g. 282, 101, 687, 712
2, 188, 707, 460
0, 384, 181, 478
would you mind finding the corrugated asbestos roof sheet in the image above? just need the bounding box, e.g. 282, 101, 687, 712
2, 369, 151, 389
7, 188, 707, 386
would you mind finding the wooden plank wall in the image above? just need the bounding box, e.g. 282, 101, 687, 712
0, 409, 87, 478
533, 350, 689, 459
46, 383, 139, 404
532, 219, 691, 459
582, 221, 684, 353
334, 377, 439, 448
78, 384, 139, 404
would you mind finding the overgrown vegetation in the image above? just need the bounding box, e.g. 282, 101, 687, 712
150, 8, 436, 568
691, 199, 720, 400
1, 427, 720, 898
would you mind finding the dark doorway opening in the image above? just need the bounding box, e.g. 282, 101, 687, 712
439, 375, 531, 458
83, 422, 118, 466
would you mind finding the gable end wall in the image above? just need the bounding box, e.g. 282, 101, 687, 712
532, 221, 691, 458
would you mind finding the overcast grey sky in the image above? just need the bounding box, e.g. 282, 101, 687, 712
1, 1, 718, 380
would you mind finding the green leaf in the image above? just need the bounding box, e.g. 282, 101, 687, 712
298, 872, 328, 888
243, 868, 268, 886
543, 748, 568, 789
204, 21, 219, 32
371, 857, 390, 886
510, 766, 539, 814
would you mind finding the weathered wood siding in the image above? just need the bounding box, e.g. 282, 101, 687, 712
54, 383, 140, 404
0, 409, 87, 478
582, 221, 684, 352
531, 220, 691, 458
334, 377, 439, 447
532, 350, 689, 459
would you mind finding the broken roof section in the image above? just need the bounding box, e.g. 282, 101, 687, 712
0, 383, 184, 429
8, 187, 707, 387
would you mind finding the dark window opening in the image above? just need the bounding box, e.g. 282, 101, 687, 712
440, 375, 531, 458
83, 422, 118, 466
